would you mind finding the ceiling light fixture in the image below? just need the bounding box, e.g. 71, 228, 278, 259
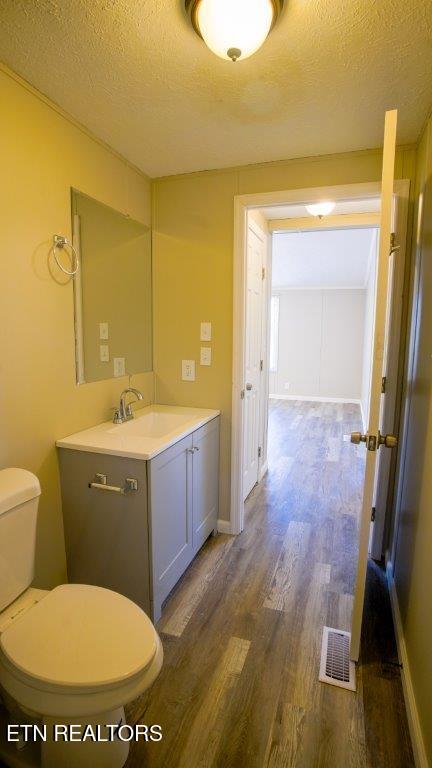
185, 0, 284, 62
305, 202, 336, 219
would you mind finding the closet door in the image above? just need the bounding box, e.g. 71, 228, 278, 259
243, 221, 266, 499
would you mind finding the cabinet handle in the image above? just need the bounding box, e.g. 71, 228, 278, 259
88, 473, 138, 494
186, 447, 200, 454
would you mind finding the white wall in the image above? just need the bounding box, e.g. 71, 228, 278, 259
269, 289, 366, 401
360, 232, 378, 427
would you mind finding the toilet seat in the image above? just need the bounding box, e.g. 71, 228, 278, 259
0, 584, 163, 717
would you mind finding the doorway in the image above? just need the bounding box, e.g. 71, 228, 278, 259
264, 224, 379, 559
231, 171, 410, 662
242, 209, 382, 504
232, 181, 408, 524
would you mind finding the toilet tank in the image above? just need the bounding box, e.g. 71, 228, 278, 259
0, 468, 41, 612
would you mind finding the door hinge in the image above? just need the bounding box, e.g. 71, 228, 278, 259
371, 507, 376, 522
260, 359, 264, 371
262, 267, 266, 280
258, 446, 262, 458
390, 232, 400, 255
381, 376, 387, 393
240, 389, 245, 400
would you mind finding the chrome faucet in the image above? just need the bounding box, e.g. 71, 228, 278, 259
112, 388, 144, 424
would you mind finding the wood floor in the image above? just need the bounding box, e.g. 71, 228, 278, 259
125, 400, 414, 768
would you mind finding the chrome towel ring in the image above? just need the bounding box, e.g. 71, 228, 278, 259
52, 234, 79, 276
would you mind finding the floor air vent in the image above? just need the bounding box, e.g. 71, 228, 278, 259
319, 626, 356, 691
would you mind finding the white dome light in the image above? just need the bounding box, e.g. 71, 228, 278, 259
187, 0, 281, 62
305, 202, 336, 218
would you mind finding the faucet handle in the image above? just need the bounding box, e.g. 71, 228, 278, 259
111, 407, 124, 424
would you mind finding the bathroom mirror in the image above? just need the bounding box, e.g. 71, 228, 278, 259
71, 190, 152, 384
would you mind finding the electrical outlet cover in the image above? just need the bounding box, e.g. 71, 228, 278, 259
200, 347, 212, 366
100, 344, 109, 362
99, 322, 109, 340
182, 360, 196, 381
200, 322, 212, 342
113, 357, 126, 377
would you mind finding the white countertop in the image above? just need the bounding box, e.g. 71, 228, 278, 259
56, 404, 220, 460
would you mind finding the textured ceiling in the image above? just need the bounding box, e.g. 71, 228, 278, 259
272, 228, 376, 288
1, 0, 431, 177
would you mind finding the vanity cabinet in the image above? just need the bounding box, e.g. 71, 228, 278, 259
58, 415, 220, 623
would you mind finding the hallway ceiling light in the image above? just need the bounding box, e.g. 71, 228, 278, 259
305, 202, 336, 219
186, 0, 284, 62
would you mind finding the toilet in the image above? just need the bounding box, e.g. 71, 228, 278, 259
0, 468, 163, 768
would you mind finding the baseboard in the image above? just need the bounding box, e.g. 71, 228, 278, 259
258, 461, 268, 482
217, 518, 233, 535
269, 394, 361, 405
386, 561, 429, 768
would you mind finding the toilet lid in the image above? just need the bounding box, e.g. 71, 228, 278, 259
0, 584, 157, 689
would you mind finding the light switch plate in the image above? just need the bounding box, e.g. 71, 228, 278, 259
99, 322, 109, 340
200, 347, 212, 366
100, 344, 109, 362
200, 322, 212, 342
113, 357, 126, 377
182, 360, 196, 381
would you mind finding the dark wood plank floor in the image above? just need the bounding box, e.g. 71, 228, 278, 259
125, 400, 414, 768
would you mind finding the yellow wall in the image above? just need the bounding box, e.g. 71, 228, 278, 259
0, 67, 153, 589
393, 113, 432, 764
152, 146, 416, 522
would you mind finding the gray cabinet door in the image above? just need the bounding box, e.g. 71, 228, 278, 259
149, 433, 193, 620
58, 448, 151, 616
192, 418, 220, 553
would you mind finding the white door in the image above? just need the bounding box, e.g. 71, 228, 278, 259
370, 242, 398, 559
350, 109, 399, 662
243, 221, 265, 500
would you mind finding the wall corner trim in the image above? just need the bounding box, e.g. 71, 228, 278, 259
386, 560, 429, 768
0, 63, 151, 182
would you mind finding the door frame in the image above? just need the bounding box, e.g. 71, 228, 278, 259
230, 179, 410, 534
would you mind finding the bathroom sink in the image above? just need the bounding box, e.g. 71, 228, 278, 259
108, 410, 195, 439
56, 404, 220, 460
